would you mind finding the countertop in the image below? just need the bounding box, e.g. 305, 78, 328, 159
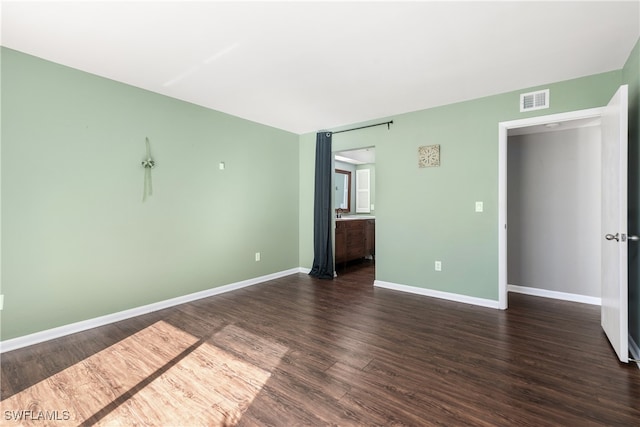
336, 215, 375, 221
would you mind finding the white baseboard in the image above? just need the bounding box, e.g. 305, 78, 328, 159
373, 280, 500, 309
508, 284, 601, 306
0, 268, 303, 354
629, 335, 640, 370
299, 267, 311, 274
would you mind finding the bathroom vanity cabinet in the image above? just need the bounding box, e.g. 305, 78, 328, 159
335, 218, 375, 264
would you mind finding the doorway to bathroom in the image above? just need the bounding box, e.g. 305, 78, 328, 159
333, 147, 376, 279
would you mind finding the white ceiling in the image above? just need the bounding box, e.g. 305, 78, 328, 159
336, 147, 376, 165
2, 1, 639, 135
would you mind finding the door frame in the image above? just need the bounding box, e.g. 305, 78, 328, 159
332, 146, 376, 277
498, 107, 604, 309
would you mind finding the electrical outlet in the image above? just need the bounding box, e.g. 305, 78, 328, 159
219, 162, 225, 170
435, 261, 442, 271
475, 201, 483, 212
255, 252, 261, 262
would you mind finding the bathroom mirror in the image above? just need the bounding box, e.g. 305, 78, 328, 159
335, 169, 351, 212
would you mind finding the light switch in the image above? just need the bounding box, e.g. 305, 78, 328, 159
475, 201, 483, 212
219, 162, 225, 170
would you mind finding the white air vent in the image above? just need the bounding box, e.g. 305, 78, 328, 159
520, 89, 549, 112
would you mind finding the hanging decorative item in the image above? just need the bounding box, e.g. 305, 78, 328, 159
418, 144, 440, 168
141, 137, 156, 201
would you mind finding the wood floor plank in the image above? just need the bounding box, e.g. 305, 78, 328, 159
2, 260, 639, 425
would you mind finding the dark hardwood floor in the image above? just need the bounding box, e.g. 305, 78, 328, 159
2, 262, 639, 426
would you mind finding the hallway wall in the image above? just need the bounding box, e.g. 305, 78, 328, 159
507, 126, 601, 298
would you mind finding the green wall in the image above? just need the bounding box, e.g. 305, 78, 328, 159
299, 70, 623, 301
0, 48, 299, 340
623, 38, 640, 346
3, 38, 638, 343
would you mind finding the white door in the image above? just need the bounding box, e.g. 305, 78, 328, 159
601, 84, 629, 363
356, 169, 371, 213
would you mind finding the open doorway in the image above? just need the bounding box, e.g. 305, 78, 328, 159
507, 118, 602, 305
498, 107, 605, 309
333, 147, 376, 277
499, 87, 631, 364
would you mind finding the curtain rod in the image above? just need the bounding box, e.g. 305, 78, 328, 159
332, 120, 393, 135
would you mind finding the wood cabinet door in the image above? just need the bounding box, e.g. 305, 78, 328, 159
346, 221, 366, 259
365, 220, 375, 256
335, 219, 375, 264
335, 222, 347, 263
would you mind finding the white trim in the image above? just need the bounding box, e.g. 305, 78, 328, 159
508, 284, 601, 306
0, 268, 301, 353
498, 107, 605, 309
374, 280, 500, 309
498, 122, 508, 309
299, 267, 311, 274
629, 335, 640, 370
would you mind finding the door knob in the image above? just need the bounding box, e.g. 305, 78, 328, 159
605, 233, 620, 241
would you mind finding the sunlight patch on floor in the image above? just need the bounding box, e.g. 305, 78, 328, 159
1, 322, 288, 426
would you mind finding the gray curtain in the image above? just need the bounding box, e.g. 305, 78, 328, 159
309, 132, 334, 279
